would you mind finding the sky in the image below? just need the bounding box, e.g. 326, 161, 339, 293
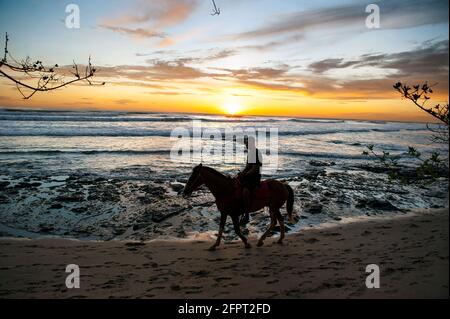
0, 0, 448, 121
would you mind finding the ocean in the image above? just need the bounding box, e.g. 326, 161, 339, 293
0, 109, 445, 180
0, 109, 448, 241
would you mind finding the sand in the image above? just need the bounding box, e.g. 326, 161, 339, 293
0, 208, 448, 299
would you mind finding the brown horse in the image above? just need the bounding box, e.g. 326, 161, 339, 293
182, 164, 295, 250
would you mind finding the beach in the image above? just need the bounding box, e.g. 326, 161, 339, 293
0, 208, 447, 299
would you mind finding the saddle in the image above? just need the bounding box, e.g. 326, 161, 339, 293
234, 178, 269, 200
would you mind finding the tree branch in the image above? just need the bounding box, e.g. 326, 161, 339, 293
0, 33, 105, 99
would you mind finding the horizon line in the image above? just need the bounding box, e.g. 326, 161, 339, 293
0, 106, 440, 125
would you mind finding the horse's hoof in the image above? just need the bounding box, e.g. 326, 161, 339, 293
257, 241, 264, 247
245, 243, 252, 249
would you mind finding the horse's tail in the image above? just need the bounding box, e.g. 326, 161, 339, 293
285, 184, 295, 223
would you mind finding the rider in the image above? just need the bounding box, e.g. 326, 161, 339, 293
238, 136, 262, 225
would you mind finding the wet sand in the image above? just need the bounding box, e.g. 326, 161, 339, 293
0, 208, 448, 299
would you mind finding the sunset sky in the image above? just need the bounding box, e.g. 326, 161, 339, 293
0, 0, 448, 121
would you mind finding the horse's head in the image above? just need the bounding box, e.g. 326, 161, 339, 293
182, 164, 204, 197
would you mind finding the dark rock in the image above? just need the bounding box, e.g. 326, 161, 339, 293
39, 224, 54, 232
50, 203, 63, 209
304, 202, 323, 214
309, 160, 336, 167
426, 191, 447, 199
56, 193, 84, 202
323, 190, 335, 197
151, 212, 165, 222
87, 185, 120, 202
301, 169, 325, 181
171, 183, 184, 192
0, 181, 10, 190
14, 182, 34, 189
137, 195, 152, 204
140, 184, 166, 197
112, 228, 126, 235
356, 198, 397, 211
4, 187, 19, 195
71, 206, 87, 213
0, 194, 9, 204
132, 223, 149, 231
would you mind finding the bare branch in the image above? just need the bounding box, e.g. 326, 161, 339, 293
0, 33, 105, 99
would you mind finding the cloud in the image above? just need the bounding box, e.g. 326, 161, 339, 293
309, 59, 361, 74
309, 40, 449, 78
212, 65, 290, 80
237, 34, 304, 52
136, 49, 237, 64
91, 39, 448, 102
114, 99, 136, 105
224, 0, 448, 41
99, 25, 166, 39
100, 0, 199, 39
97, 60, 217, 83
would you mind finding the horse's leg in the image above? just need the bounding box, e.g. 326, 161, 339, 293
275, 209, 285, 244
231, 214, 251, 249
257, 209, 276, 247
209, 213, 227, 251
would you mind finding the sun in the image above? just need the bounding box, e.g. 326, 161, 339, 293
223, 102, 242, 115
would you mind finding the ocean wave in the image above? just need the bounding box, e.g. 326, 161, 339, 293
0, 149, 171, 155
279, 127, 426, 136
282, 150, 376, 160
0, 126, 427, 138
0, 148, 377, 160
289, 118, 346, 124
0, 114, 280, 123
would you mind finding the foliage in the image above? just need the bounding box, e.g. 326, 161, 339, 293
363, 82, 449, 183
393, 81, 449, 143
363, 145, 447, 183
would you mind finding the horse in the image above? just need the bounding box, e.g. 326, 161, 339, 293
182, 164, 295, 250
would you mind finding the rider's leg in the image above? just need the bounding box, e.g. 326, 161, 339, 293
240, 187, 250, 225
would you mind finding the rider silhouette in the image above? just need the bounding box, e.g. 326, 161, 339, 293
238, 136, 262, 225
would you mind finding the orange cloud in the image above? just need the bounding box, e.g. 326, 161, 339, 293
99, 0, 200, 42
